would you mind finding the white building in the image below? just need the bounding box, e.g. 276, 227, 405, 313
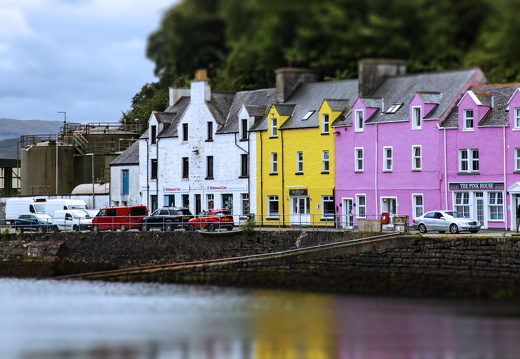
109, 141, 140, 207
139, 70, 275, 216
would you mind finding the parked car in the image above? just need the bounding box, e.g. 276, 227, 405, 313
187, 209, 234, 231
52, 210, 92, 232
140, 207, 193, 231
91, 206, 148, 232
413, 210, 481, 234
14, 213, 53, 233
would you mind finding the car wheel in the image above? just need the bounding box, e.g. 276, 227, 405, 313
208, 223, 215, 232
16, 226, 23, 234
73, 225, 79, 232
188, 224, 195, 231
37, 226, 43, 232
227, 226, 233, 231
449, 223, 459, 234
92, 224, 100, 232
120, 224, 126, 232
140, 223, 148, 232
165, 223, 173, 231
418, 223, 427, 233
53, 225, 60, 233
469, 230, 479, 233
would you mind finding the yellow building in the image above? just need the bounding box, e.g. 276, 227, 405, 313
255, 78, 357, 227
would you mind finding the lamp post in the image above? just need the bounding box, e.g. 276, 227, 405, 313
86, 153, 95, 209
56, 111, 66, 194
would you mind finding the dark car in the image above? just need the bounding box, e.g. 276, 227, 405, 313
140, 207, 194, 231
187, 209, 234, 231
14, 213, 54, 233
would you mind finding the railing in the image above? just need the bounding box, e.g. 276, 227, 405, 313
0, 213, 400, 233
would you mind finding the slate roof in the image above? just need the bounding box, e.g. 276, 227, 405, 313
220, 88, 276, 133
443, 84, 520, 128
110, 140, 139, 166
140, 96, 190, 139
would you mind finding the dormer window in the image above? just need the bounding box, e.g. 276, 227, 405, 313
354, 110, 364, 132
385, 103, 403, 114
270, 118, 278, 138
464, 109, 474, 130
151, 125, 157, 144
322, 114, 330, 134
182, 123, 189, 141
240, 118, 248, 140
412, 106, 421, 129
302, 111, 314, 121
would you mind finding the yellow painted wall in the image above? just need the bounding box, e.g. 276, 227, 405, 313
256, 101, 341, 227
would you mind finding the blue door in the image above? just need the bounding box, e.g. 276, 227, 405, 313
122, 170, 129, 195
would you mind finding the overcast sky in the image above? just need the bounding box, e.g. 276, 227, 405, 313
0, 0, 177, 124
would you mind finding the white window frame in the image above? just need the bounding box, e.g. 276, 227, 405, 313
464, 109, 474, 130
383, 146, 393, 172
412, 145, 422, 171
322, 114, 330, 134
515, 108, 520, 129
412, 194, 424, 218
322, 196, 334, 219
268, 195, 279, 218
355, 147, 364, 172
296, 151, 303, 174
322, 150, 329, 173
488, 192, 504, 221
454, 192, 470, 217
271, 152, 278, 174
515, 148, 520, 172
459, 149, 479, 173
412, 106, 422, 129
270, 118, 278, 137
356, 194, 366, 219
354, 109, 364, 132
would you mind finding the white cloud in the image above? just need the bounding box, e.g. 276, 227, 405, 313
0, 0, 177, 123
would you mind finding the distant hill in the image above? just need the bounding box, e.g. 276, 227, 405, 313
0, 118, 63, 159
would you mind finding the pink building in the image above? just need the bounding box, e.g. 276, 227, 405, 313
442, 84, 520, 230
333, 64, 488, 229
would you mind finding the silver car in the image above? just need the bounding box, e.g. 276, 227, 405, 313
413, 210, 481, 234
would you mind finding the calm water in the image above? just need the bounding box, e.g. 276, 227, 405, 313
1, 278, 520, 359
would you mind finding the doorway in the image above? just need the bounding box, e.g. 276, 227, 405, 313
291, 197, 310, 225
380, 197, 397, 224
342, 198, 353, 229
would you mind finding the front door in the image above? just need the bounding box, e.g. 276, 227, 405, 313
291, 197, 310, 225
475, 192, 485, 228
381, 197, 397, 224
342, 199, 353, 229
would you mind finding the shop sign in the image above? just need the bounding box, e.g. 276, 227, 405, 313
289, 189, 308, 196
207, 184, 248, 191
449, 182, 504, 191
163, 186, 189, 193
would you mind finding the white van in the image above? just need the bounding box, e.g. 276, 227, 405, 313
5, 198, 47, 223
52, 210, 92, 232
45, 199, 88, 217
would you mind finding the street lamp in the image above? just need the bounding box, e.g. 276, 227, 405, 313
86, 153, 95, 208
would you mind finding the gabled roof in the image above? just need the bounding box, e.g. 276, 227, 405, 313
368, 68, 482, 125
220, 88, 276, 133
208, 92, 236, 131
110, 140, 139, 166
325, 99, 350, 112
140, 96, 190, 139
443, 84, 520, 128
255, 79, 358, 131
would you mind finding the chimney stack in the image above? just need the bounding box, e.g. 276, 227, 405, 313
275, 68, 317, 103
358, 59, 407, 97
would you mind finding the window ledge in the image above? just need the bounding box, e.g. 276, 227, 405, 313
355, 170, 364, 173
239, 175, 249, 179
320, 218, 335, 221
239, 138, 248, 142
295, 172, 304, 175
269, 173, 278, 176
457, 172, 480, 175
205, 139, 214, 142
266, 217, 280, 220
321, 171, 330, 174
269, 136, 278, 139
205, 177, 214, 180
321, 133, 330, 136
462, 129, 475, 132
383, 170, 393, 173
412, 169, 422, 172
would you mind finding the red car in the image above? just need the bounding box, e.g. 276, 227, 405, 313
187, 210, 234, 231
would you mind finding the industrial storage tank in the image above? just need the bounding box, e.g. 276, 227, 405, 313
20, 140, 76, 195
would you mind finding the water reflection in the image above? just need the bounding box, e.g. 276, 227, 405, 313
0, 278, 519, 358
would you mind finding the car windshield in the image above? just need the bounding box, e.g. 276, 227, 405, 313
215, 211, 231, 216
73, 213, 90, 219
444, 211, 467, 218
